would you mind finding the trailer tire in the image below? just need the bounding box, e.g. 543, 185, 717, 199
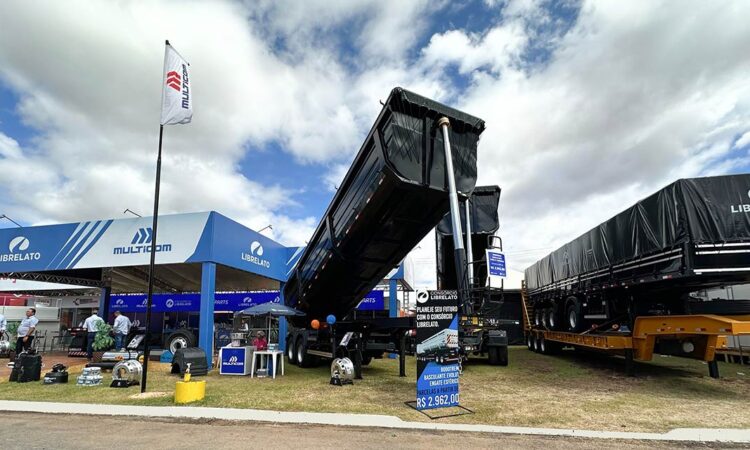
166, 330, 197, 355
534, 309, 543, 327
286, 335, 297, 365
532, 334, 541, 353
548, 308, 559, 330
566, 297, 585, 332
498, 346, 508, 366
526, 334, 534, 351
296, 336, 312, 368
539, 335, 548, 354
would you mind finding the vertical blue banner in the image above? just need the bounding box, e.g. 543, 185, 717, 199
415, 290, 460, 410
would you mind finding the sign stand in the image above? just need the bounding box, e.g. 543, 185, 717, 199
404, 401, 474, 420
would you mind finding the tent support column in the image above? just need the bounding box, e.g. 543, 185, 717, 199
199, 262, 216, 368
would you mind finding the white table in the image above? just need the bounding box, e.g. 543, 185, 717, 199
250, 350, 285, 378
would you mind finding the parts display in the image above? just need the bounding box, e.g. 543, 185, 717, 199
171, 347, 208, 376
526, 174, 750, 295
77, 367, 103, 386
436, 185, 501, 289
111, 359, 142, 387
9, 352, 42, 383
284, 87, 484, 324
43, 364, 69, 385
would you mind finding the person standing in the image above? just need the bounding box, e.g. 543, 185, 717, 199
112, 311, 131, 351
0, 311, 7, 336
83, 309, 104, 360
16, 308, 38, 355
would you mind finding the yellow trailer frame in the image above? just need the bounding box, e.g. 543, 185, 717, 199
521, 282, 750, 377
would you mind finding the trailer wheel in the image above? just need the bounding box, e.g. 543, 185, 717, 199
286, 335, 297, 365
566, 297, 585, 332
166, 330, 197, 354
532, 334, 541, 353
539, 335, 548, 354
534, 309, 543, 327
526, 334, 534, 351
498, 346, 508, 366
548, 308, 558, 330
296, 336, 312, 368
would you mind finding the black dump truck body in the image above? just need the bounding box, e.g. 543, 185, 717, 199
525, 174, 750, 331
434, 185, 508, 366
285, 88, 485, 326
436, 185, 501, 289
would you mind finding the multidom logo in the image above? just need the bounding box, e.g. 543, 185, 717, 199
1, 236, 41, 263
241, 240, 270, 268
113, 227, 172, 255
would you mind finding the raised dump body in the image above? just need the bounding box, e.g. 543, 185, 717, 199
525, 174, 750, 332
436, 185, 501, 290
284, 87, 485, 325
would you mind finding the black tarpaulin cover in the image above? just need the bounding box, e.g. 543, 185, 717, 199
285, 87, 484, 323
436, 186, 501, 289
525, 174, 750, 291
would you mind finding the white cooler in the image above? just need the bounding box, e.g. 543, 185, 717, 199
219, 346, 254, 375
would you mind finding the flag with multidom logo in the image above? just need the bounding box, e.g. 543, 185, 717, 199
161, 41, 192, 125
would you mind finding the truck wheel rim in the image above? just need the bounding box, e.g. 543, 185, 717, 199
170, 337, 188, 354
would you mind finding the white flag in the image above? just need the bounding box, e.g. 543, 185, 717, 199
160, 41, 192, 125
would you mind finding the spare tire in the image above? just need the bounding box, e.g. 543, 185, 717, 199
166, 329, 197, 354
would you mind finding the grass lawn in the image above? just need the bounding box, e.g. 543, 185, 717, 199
1, 346, 749, 432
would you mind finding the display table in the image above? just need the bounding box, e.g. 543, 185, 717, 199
219, 346, 255, 375
250, 350, 285, 379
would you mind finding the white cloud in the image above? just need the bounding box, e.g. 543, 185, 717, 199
736, 131, 750, 149
1, 0, 750, 293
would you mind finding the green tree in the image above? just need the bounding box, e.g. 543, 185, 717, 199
93, 320, 114, 351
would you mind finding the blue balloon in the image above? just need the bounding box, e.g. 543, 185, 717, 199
326, 314, 336, 325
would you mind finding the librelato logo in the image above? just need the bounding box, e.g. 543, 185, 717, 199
241, 241, 271, 268
1, 236, 40, 263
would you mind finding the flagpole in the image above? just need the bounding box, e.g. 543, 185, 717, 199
141, 123, 164, 393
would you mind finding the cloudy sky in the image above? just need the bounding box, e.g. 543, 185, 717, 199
1, 0, 749, 289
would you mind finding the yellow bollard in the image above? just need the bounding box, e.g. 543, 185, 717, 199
175, 379, 206, 404
174, 362, 205, 404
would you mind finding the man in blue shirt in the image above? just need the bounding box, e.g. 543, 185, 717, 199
16, 308, 38, 355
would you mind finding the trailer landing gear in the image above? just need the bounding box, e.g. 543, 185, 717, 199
708, 360, 720, 379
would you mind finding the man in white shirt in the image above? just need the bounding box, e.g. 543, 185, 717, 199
0, 312, 7, 336
16, 308, 38, 355
83, 309, 104, 360
112, 311, 131, 351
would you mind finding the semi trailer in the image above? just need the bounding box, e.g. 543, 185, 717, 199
417, 328, 459, 365
284, 87, 485, 375
435, 185, 509, 365
524, 174, 750, 376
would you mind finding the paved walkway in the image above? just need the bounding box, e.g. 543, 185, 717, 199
0, 400, 748, 443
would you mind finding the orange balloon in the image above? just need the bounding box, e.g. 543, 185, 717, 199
311, 319, 320, 330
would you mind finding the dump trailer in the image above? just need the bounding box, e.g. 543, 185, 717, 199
524, 174, 750, 377
284, 87, 484, 373
417, 328, 460, 365
435, 185, 509, 365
